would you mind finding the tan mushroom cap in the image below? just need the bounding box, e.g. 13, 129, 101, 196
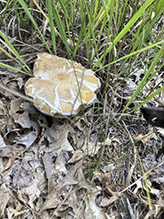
25, 53, 101, 116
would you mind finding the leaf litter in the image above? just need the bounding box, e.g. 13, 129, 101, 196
0, 83, 109, 218
1, 71, 164, 218
0, 3, 164, 218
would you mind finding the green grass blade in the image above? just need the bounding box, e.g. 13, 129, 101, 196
46, 0, 56, 54
128, 85, 164, 115
51, 3, 71, 57
0, 62, 29, 74
121, 43, 164, 117
95, 40, 164, 72
17, 0, 51, 53
94, 0, 155, 68
0, 30, 31, 73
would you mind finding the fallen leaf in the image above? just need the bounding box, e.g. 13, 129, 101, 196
84, 192, 107, 219
100, 196, 119, 207
0, 184, 11, 217
133, 128, 157, 144
14, 131, 37, 149
43, 124, 74, 173
67, 150, 84, 164
42, 153, 56, 193
82, 140, 101, 156
40, 161, 81, 212
11, 160, 33, 188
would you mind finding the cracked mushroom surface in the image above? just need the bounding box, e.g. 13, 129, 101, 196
25, 53, 101, 116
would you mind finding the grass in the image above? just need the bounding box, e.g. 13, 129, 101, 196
0, 0, 164, 218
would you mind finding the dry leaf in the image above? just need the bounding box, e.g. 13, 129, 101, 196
133, 128, 157, 144
11, 160, 33, 188
40, 161, 80, 212
84, 192, 107, 219
100, 196, 119, 207
0, 184, 11, 217
82, 140, 101, 156
67, 150, 84, 164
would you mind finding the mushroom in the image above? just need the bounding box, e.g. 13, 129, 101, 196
25, 53, 101, 116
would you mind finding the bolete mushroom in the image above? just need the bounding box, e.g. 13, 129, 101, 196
25, 53, 101, 116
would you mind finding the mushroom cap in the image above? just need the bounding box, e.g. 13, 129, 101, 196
25, 53, 101, 116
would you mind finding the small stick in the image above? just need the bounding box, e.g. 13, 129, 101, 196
0, 84, 34, 103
